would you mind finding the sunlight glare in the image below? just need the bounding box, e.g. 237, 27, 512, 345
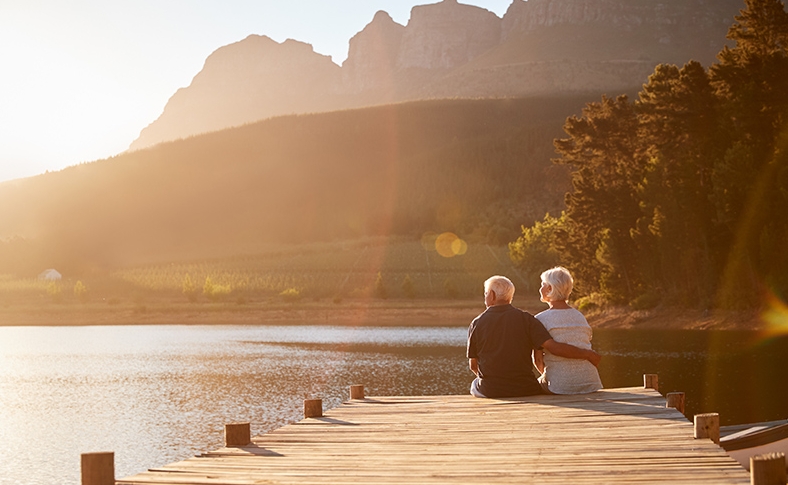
435, 232, 467, 258
762, 291, 788, 336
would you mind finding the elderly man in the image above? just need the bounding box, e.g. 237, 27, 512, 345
467, 275, 601, 398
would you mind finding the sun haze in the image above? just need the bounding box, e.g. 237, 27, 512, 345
0, 0, 511, 183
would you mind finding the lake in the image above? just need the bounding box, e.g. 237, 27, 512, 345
0, 325, 786, 485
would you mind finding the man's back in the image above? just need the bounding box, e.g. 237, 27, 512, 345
467, 304, 551, 398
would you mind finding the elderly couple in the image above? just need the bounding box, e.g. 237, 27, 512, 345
467, 267, 603, 398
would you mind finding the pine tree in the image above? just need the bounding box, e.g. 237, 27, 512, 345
709, 0, 788, 307
553, 95, 645, 300
374, 272, 388, 299
635, 61, 723, 304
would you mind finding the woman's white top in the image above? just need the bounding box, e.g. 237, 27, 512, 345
535, 307, 603, 394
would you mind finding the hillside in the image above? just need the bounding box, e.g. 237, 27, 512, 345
0, 96, 592, 275
130, 0, 743, 149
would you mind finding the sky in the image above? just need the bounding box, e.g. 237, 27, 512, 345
0, 0, 512, 184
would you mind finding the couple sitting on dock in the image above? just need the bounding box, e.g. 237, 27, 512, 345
467, 267, 603, 398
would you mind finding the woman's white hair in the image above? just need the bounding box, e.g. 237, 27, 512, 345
540, 266, 573, 301
484, 275, 515, 303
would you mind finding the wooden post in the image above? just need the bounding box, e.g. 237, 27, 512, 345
694, 413, 720, 444
666, 392, 685, 414
350, 385, 365, 400
643, 374, 659, 392
304, 399, 323, 418
224, 423, 251, 447
81, 452, 114, 485
750, 453, 786, 485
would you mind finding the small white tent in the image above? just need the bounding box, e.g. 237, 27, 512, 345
37, 269, 62, 281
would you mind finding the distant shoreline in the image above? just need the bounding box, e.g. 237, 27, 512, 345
0, 298, 764, 330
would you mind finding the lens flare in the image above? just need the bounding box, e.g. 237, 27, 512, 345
762, 291, 788, 336
434, 232, 467, 258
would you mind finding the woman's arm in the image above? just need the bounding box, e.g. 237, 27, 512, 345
532, 349, 545, 374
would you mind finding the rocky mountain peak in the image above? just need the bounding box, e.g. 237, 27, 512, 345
397, 0, 502, 70
130, 35, 341, 151
342, 10, 405, 94
130, 0, 744, 150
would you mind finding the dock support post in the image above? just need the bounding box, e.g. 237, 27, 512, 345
750, 452, 786, 485
666, 392, 685, 414
304, 399, 323, 418
643, 374, 659, 392
225, 423, 251, 447
350, 385, 365, 400
694, 413, 720, 444
81, 452, 114, 485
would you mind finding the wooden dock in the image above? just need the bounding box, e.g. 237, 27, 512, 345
112, 386, 754, 484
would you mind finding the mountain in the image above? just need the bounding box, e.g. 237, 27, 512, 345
132, 35, 345, 150
0, 96, 590, 273
129, 0, 743, 150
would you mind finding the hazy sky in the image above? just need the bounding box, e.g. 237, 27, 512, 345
0, 0, 512, 183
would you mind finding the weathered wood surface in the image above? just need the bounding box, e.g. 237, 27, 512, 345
117, 387, 750, 484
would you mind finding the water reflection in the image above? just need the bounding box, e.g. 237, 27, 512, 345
593, 330, 788, 428
0, 326, 786, 485
0, 325, 470, 485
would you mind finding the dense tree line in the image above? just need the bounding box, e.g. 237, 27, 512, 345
510, 0, 788, 310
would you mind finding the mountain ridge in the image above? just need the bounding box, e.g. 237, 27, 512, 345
129, 0, 742, 151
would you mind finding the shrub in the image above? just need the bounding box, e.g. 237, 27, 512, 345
73, 280, 88, 303
629, 291, 661, 310
575, 292, 607, 312
279, 287, 301, 302
46, 282, 63, 303
203, 276, 231, 302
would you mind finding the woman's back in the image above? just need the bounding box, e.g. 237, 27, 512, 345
535, 308, 603, 394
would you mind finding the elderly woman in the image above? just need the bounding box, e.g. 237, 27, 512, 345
533, 267, 603, 394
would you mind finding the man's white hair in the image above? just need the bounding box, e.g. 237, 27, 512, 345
484, 275, 515, 303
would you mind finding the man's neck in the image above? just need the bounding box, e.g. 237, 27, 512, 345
487, 300, 511, 308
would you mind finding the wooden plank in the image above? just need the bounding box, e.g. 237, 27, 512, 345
116, 388, 750, 485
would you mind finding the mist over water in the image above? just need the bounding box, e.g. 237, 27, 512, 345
0, 325, 785, 485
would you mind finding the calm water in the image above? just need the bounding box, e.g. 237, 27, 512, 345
0, 325, 786, 485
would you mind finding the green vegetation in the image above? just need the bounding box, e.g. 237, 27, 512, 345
0, 238, 521, 306
510, 0, 788, 310
73, 280, 88, 303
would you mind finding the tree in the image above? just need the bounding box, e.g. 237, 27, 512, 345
73, 280, 88, 303
401, 274, 416, 299
182, 274, 197, 302
509, 213, 565, 290
709, 0, 788, 307
47, 282, 62, 303
553, 95, 645, 300
634, 61, 724, 304
203, 276, 214, 300
373, 272, 388, 299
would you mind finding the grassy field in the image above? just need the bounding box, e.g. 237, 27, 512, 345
0, 236, 543, 325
